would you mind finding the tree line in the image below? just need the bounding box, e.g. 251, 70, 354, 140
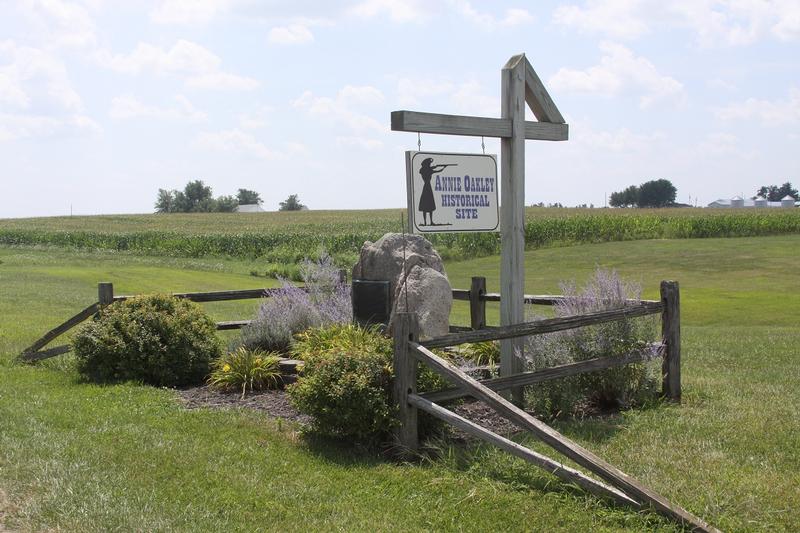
752, 182, 797, 201
609, 179, 677, 208
155, 180, 306, 213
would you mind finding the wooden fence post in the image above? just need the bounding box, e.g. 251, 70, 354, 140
338, 269, 347, 285
660, 280, 681, 402
98, 282, 114, 308
469, 276, 487, 331
393, 312, 420, 453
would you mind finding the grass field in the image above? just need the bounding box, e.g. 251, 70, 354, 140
1, 235, 799, 531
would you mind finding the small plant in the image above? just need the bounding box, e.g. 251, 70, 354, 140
207, 347, 282, 399
238, 253, 351, 353
72, 294, 222, 387
464, 341, 500, 366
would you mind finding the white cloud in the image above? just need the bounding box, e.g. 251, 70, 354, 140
109, 94, 206, 121
549, 41, 685, 109
0, 40, 98, 142
396, 77, 454, 107
553, 0, 649, 39
553, 0, 800, 45
150, 0, 235, 25
714, 87, 800, 125
449, 1, 534, 30
95, 40, 259, 90
0, 112, 100, 142
268, 24, 315, 45
572, 121, 664, 151
349, 0, 427, 23
237, 105, 274, 129
292, 85, 386, 133
0, 40, 82, 111
196, 128, 307, 160
336, 136, 384, 150
19, 0, 98, 48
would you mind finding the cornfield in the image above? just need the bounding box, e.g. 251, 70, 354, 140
1, 208, 798, 264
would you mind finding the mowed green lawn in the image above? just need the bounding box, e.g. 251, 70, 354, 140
1, 236, 798, 532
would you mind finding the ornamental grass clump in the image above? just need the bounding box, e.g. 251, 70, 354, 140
72, 294, 222, 387
207, 347, 282, 399
524, 269, 660, 418
238, 254, 352, 353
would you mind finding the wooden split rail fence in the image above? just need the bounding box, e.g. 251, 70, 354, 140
392, 279, 716, 532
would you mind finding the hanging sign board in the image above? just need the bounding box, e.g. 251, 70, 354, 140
405, 151, 499, 233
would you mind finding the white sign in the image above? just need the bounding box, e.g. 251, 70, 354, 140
405, 151, 499, 233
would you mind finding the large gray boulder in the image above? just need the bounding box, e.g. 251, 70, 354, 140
352, 233, 451, 339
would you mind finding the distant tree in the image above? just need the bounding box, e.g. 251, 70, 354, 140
182, 180, 214, 212
754, 182, 798, 201
236, 188, 262, 205
609, 185, 639, 208
609, 180, 676, 208
155, 189, 177, 213
279, 194, 306, 211
154, 180, 262, 213
215, 195, 238, 212
637, 179, 677, 208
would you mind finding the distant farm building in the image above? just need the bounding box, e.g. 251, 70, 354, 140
707, 195, 797, 208
235, 204, 265, 213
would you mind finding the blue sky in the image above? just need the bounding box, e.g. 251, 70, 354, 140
1, 0, 798, 218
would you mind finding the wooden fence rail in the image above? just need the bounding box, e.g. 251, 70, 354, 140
391, 279, 701, 530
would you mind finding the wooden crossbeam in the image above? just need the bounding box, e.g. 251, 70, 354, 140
408, 393, 640, 509
410, 342, 719, 532
419, 348, 660, 404
421, 303, 663, 349
19, 302, 99, 357
391, 111, 568, 141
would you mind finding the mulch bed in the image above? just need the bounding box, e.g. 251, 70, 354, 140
175, 384, 520, 437
175, 386, 312, 426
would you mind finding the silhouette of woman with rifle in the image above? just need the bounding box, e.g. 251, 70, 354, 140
418, 157, 454, 226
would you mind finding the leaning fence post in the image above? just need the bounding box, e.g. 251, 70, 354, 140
338, 269, 347, 285
469, 276, 487, 330
660, 280, 681, 402
98, 282, 114, 308
393, 312, 420, 453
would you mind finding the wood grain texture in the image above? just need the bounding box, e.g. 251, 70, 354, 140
392, 312, 420, 453
421, 302, 663, 349
114, 287, 286, 303
390, 111, 567, 141
215, 320, 252, 330
500, 54, 527, 405
469, 276, 487, 330
20, 302, 99, 356
408, 393, 640, 510
20, 344, 71, 362
410, 342, 719, 532
524, 60, 566, 124
661, 281, 681, 401
419, 347, 661, 403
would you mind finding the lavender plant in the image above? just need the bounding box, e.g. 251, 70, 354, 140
238, 254, 352, 353
524, 268, 660, 417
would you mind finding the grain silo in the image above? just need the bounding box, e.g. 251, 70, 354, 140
731, 195, 745, 208
754, 196, 768, 207
781, 195, 796, 208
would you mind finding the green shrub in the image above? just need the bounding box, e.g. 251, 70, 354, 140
288, 324, 447, 444
72, 294, 222, 386
207, 347, 282, 399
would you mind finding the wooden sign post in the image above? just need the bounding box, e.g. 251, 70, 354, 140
392, 54, 568, 404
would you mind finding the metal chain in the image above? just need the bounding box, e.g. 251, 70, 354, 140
417, 131, 421, 151
481, 136, 485, 154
